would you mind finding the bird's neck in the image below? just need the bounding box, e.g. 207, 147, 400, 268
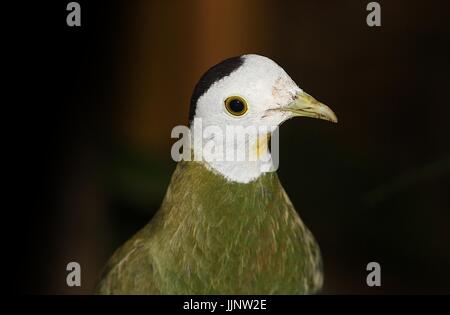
145, 161, 321, 294
152, 160, 287, 254
189, 125, 275, 183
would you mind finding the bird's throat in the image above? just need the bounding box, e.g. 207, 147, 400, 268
201, 133, 273, 184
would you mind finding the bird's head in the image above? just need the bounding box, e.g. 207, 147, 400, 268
188, 54, 337, 183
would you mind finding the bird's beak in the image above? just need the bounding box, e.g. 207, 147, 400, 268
280, 91, 338, 123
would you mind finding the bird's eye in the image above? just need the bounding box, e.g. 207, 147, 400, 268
224, 96, 248, 116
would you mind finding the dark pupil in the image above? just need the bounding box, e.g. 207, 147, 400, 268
229, 99, 244, 113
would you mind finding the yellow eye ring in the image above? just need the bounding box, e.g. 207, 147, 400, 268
224, 96, 248, 117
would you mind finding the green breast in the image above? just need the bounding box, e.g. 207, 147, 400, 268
97, 161, 323, 294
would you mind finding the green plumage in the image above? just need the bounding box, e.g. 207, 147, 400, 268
96, 161, 323, 294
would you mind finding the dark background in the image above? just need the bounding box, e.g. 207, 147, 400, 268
20, 0, 450, 294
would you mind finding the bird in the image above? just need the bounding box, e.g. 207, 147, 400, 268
96, 54, 337, 294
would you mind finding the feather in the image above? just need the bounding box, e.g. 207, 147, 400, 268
96, 161, 323, 294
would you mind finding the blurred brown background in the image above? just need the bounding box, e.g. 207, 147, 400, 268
23, 0, 450, 294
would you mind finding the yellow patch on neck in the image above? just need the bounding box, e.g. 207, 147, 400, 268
253, 133, 270, 159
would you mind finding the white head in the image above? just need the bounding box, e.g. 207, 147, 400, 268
189, 54, 337, 183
